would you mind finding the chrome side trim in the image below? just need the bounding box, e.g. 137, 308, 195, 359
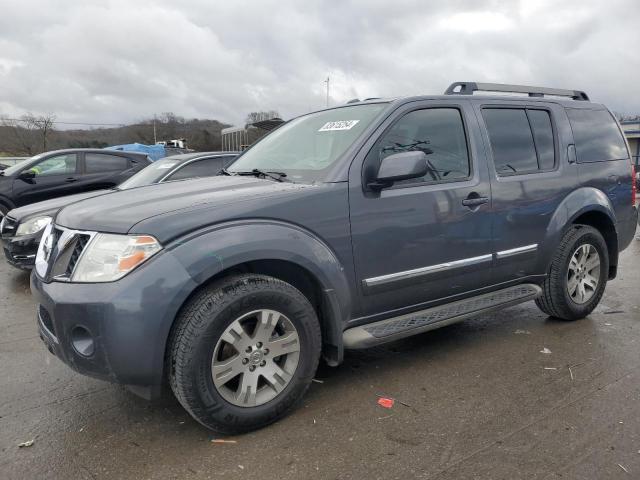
363, 254, 493, 288
496, 244, 538, 259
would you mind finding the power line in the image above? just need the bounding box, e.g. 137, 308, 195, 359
0, 117, 128, 127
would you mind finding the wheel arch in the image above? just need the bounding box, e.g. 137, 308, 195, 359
164, 220, 353, 368
0, 195, 15, 212
544, 187, 619, 279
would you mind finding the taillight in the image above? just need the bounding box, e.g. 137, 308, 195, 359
632, 164, 637, 205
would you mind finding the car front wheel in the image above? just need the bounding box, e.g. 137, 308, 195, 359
168, 273, 321, 433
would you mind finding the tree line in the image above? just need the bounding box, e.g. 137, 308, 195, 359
0, 112, 231, 156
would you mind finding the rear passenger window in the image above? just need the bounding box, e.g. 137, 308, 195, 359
566, 109, 628, 162
482, 108, 556, 175
85, 153, 130, 173
366, 108, 470, 185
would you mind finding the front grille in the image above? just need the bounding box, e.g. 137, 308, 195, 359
65, 234, 90, 276
43, 226, 94, 281
1, 216, 17, 238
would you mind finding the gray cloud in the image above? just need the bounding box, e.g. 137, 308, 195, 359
0, 0, 638, 127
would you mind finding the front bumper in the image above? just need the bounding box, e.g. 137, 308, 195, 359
30, 250, 198, 389
1, 233, 40, 270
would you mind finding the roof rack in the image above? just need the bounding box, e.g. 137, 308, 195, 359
444, 82, 589, 101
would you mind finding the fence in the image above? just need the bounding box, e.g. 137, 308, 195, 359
0, 157, 29, 167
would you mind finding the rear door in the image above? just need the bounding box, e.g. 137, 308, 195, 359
349, 100, 494, 318
12, 153, 80, 206
473, 100, 578, 283
77, 152, 136, 190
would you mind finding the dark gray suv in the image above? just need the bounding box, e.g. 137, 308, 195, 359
31, 83, 638, 433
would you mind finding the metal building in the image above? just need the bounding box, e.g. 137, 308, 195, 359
221, 118, 284, 152
621, 120, 640, 168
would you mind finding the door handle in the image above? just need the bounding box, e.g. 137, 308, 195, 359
65, 177, 77, 183
462, 195, 489, 207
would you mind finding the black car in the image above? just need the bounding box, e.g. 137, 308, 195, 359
1, 152, 238, 269
0, 148, 152, 219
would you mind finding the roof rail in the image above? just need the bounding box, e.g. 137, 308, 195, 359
444, 82, 589, 101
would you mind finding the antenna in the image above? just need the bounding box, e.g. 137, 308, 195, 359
324, 76, 330, 107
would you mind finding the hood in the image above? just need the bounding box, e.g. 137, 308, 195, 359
9, 189, 113, 222
56, 176, 309, 234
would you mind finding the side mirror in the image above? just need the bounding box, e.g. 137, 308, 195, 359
18, 170, 36, 181
368, 151, 428, 190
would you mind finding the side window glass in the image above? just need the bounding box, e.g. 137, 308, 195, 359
482, 109, 538, 175
84, 153, 130, 173
28, 154, 77, 177
167, 158, 224, 181
528, 110, 555, 170
566, 109, 628, 162
366, 108, 470, 185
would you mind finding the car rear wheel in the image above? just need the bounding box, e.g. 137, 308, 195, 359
168, 273, 321, 433
535, 225, 609, 320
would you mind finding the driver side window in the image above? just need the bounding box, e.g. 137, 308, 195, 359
29, 154, 77, 177
365, 108, 470, 186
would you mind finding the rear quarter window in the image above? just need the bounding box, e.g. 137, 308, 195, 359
566, 109, 628, 162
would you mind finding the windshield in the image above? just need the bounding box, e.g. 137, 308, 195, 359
2, 153, 47, 176
228, 103, 387, 182
117, 158, 181, 189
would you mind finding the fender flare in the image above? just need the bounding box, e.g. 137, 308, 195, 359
540, 187, 617, 269
167, 219, 353, 364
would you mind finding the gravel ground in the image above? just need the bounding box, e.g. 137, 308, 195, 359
1, 240, 639, 479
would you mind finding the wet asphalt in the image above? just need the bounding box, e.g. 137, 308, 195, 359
1, 240, 639, 480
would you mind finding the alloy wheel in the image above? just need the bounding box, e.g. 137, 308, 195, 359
211, 309, 301, 407
566, 244, 600, 304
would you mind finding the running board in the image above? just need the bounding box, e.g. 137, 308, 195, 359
343, 284, 541, 349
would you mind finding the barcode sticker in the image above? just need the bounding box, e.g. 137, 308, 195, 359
318, 120, 360, 131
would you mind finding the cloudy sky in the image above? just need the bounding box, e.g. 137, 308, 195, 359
0, 0, 638, 127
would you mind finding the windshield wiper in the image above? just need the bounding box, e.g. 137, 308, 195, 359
234, 169, 288, 182
220, 168, 233, 176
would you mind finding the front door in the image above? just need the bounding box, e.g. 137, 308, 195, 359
349, 101, 494, 318
12, 153, 80, 206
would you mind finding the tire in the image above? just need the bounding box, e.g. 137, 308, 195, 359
0, 203, 8, 221
535, 225, 609, 320
168, 273, 321, 434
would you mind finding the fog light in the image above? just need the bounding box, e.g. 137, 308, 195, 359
70, 326, 95, 357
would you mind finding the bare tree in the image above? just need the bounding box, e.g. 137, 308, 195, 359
0, 113, 56, 155
32, 114, 56, 151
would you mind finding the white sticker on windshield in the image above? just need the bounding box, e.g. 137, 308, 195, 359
318, 120, 359, 132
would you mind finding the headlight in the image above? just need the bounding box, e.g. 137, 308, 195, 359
71, 233, 162, 283
16, 216, 52, 237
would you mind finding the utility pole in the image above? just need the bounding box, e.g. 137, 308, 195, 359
324, 76, 330, 107
153, 115, 157, 143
